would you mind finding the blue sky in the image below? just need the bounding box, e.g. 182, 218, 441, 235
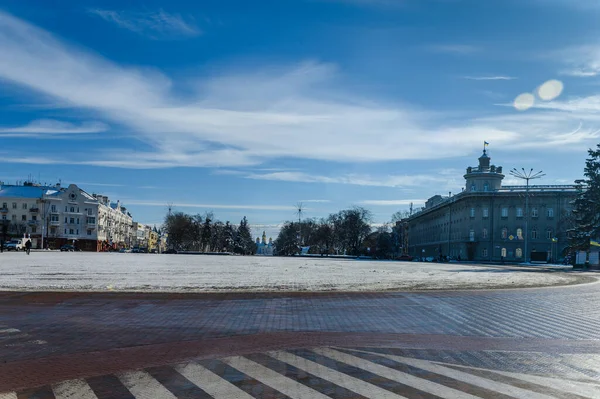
1, 0, 599, 238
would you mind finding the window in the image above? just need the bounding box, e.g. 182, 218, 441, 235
76, 229, 79, 235
12, 202, 16, 209
70, 207, 75, 213
517, 228, 523, 239
547, 229, 553, 239
11, 214, 16, 221
531, 207, 538, 217
1, 202, 6, 209
482, 248, 488, 257
76, 218, 80, 224
483, 182, 489, 192
87, 230, 92, 236
501, 228, 508, 239
22, 215, 26, 221
87, 217, 96, 224
531, 229, 537, 239
516, 248, 522, 258
22, 203, 27, 209
64, 217, 68, 223
32, 215, 37, 221
501, 207, 508, 217
547, 208, 554, 218
1, 215, 5, 221
69, 229, 74, 235
501, 248, 507, 257
482, 228, 488, 239
87, 208, 93, 216
77, 207, 80, 212
51, 205, 56, 212
65, 206, 67, 212
51, 215, 59, 222
483, 208, 489, 218
469, 229, 475, 241
50, 227, 56, 234
31, 227, 36, 233
516, 208, 523, 217
471, 184, 476, 192
470, 208, 475, 217
64, 228, 67, 234
70, 217, 75, 224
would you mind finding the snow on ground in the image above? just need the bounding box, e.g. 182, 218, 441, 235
0, 252, 588, 292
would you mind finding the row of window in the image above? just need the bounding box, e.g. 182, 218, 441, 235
2, 202, 32, 210
1, 214, 37, 222
1, 203, 96, 215
482, 248, 549, 258
469, 207, 554, 218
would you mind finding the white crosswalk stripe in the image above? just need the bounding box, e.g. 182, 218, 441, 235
174, 362, 255, 399
52, 379, 98, 399
446, 362, 600, 399
269, 350, 408, 399
117, 370, 177, 399
353, 349, 557, 399
11, 346, 600, 398
314, 348, 481, 399
222, 355, 333, 399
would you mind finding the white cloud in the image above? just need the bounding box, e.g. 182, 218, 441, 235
89, 9, 200, 38
0, 119, 108, 136
428, 44, 481, 54
359, 199, 426, 206
0, 11, 598, 170
463, 76, 516, 80
298, 199, 331, 203
555, 45, 600, 77
123, 200, 299, 211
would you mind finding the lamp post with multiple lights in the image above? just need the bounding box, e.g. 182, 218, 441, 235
509, 168, 545, 263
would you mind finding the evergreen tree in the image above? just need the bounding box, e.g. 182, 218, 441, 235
570, 144, 600, 251
200, 214, 212, 252
235, 216, 255, 255
223, 221, 235, 252
274, 222, 300, 256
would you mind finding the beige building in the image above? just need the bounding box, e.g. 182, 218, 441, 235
404, 150, 576, 262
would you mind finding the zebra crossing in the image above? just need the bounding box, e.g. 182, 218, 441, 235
4, 347, 600, 398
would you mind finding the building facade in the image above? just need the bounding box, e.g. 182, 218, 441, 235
404, 150, 576, 262
0, 182, 134, 251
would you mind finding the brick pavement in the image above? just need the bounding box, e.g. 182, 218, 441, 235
1, 281, 600, 395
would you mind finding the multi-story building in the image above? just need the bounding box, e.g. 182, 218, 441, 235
404, 150, 577, 262
0, 181, 134, 251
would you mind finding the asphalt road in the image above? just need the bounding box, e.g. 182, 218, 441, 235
1, 279, 600, 397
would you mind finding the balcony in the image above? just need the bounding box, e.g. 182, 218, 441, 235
29, 207, 39, 213
50, 220, 60, 226
28, 220, 39, 226
0, 208, 8, 213
87, 223, 97, 229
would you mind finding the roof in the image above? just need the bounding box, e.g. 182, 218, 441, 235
0, 185, 61, 199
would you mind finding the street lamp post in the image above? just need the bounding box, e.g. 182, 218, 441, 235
509, 168, 545, 263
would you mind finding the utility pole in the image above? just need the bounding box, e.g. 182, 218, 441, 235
509, 168, 545, 263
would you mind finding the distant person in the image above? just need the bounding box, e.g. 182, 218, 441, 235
457, 254, 461, 262
25, 239, 32, 255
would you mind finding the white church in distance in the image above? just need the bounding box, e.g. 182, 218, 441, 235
255, 231, 274, 256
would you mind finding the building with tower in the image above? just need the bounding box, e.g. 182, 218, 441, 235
403, 147, 577, 262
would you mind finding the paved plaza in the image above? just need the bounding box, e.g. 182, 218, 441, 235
1, 273, 600, 397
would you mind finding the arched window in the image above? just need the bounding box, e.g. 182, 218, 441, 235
517, 228, 523, 239
501, 248, 507, 257
482, 228, 488, 239
516, 248, 523, 258
547, 229, 553, 239
483, 182, 489, 192
471, 184, 476, 192
501, 228, 508, 239
531, 229, 537, 239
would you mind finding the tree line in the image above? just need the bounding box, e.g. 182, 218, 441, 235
274, 206, 407, 258
163, 212, 256, 254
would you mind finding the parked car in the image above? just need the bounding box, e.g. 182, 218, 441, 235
60, 244, 76, 252
4, 239, 24, 251
164, 248, 177, 254
397, 254, 413, 261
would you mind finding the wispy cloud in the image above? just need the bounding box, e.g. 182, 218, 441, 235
317, 0, 406, 7
555, 45, 600, 77
123, 200, 299, 211
89, 8, 200, 39
244, 171, 458, 188
0, 11, 598, 170
0, 119, 108, 137
428, 44, 481, 54
359, 199, 426, 206
298, 199, 331, 203
463, 76, 516, 81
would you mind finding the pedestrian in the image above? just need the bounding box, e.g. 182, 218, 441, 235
25, 239, 31, 255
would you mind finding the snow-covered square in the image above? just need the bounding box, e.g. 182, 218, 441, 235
0, 252, 586, 292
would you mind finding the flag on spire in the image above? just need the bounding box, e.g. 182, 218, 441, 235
484, 141, 489, 146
